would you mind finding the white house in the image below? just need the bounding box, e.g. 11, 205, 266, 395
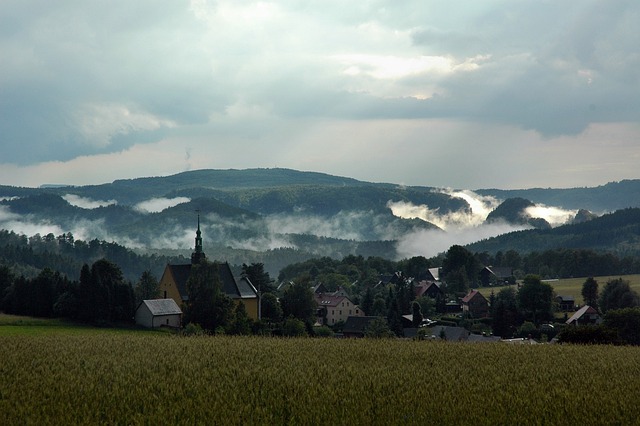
135, 299, 182, 329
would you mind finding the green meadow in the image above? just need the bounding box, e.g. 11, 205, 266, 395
477, 274, 640, 305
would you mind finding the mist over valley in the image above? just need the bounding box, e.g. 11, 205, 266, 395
2, 169, 640, 278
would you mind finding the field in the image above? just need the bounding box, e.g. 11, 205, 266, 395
2, 320, 640, 424
477, 274, 640, 305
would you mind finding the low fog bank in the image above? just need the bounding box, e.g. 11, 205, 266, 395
1, 188, 585, 262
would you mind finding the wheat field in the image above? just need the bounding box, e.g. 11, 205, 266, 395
1, 328, 639, 425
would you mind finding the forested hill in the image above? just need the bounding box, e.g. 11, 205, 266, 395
1, 168, 640, 275
476, 180, 640, 212
467, 208, 640, 255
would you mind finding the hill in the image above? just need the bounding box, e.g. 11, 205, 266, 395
468, 208, 640, 255
2, 168, 640, 275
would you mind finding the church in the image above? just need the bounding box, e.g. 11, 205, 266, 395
158, 215, 260, 320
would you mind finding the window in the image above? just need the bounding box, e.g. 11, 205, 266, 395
164, 290, 167, 298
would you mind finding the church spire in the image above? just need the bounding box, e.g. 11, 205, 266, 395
191, 210, 206, 264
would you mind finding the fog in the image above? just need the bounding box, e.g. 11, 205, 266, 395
134, 197, 191, 213
524, 204, 577, 226
63, 194, 117, 209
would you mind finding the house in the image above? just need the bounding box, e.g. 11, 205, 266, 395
556, 295, 575, 312
135, 299, 182, 329
467, 334, 501, 343
414, 280, 444, 299
461, 290, 489, 318
479, 266, 514, 286
315, 288, 363, 326
429, 325, 469, 341
377, 271, 405, 287
158, 215, 260, 320
566, 305, 601, 326
343, 316, 380, 338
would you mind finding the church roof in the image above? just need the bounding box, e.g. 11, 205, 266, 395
167, 261, 258, 301
167, 264, 193, 301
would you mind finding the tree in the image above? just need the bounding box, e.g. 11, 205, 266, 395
364, 317, 394, 338
517, 275, 554, 325
0, 265, 14, 311
260, 292, 283, 323
603, 307, 640, 345
411, 301, 423, 327
581, 277, 599, 309
282, 317, 307, 337
386, 287, 403, 336
599, 278, 640, 314
184, 261, 234, 332
76, 259, 132, 324
360, 286, 374, 316
135, 270, 160, 305
280, 277, 316, 325
414, 296, 435, 319
441, 245, 480, 292
492, 287, 520, 338
371, 297, 386, 316
228, 302, 252, 335
242, 262, 276, 295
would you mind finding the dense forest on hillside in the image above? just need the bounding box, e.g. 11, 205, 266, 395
469, 208, 640, 256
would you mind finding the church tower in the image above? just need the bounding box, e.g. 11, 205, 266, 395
191, 212, 206, 265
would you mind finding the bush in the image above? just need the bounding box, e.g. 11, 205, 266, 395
181, 323, 207, 336
313, 325, 335, 338
282, 317, 307, 337
558, 325, 621, 345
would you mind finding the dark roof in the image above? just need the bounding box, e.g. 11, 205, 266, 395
167, 264, 193, 301
415, 281, 443, 298
566, 305, 599, 324
430, 325, 469, 341
139, 299, 182, 316
168, 261, 257, 301
556, 295, 575, 302
237, 276, 258, 299
482, 266, 513, 279
467, 334, 501, 343
462, 290, 486, 304
343, 316, 380, 334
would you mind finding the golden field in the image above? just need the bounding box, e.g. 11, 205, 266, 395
1, 324, 640, 425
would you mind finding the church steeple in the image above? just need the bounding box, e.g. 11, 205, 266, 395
191, 211, 206, 264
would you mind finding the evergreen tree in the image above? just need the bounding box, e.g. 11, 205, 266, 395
599, 278, 640, 314
228, 302, 252, 335
386, 287, 403, 336
517, 275, 554, 325
280, 277, 316, 326
135, 270, 160, 305
260, 292, 283, 323
360, 286, 374, 316
242, 262, 276, 295
411, 301, 423, 327
184, 261, 234, 332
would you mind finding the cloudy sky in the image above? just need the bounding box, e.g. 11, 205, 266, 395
1, 0, 638, 190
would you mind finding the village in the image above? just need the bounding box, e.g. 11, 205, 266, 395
134, 219, 628, 345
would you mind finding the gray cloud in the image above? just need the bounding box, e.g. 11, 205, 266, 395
0, 1, 638, 189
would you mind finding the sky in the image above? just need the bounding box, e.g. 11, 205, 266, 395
1, 0, 639, 190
